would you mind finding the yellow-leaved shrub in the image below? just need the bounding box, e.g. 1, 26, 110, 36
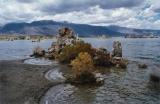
71, 52, 94, 77
58, 42, 93, 63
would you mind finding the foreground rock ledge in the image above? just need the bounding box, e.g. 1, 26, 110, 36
0, 60, 54, 104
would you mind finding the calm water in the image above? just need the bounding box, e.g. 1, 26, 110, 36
83, 37, 160, 64
0, 37, 159, 64
0, 39, 54, 60
0, 38, 160, 104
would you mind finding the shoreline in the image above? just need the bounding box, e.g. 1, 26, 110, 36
0, 58, 159, 104
0, 59, 58, 104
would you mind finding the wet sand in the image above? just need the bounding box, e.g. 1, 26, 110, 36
0, 59, 55, 104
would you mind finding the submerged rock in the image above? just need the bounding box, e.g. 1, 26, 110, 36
94, 73, 105, 84
66, 72, 104, 85
150, 69, 160, 83
112, 57, 127, 68
138, 64, 147, 69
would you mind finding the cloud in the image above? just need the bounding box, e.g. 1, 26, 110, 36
0, 0, 160, 29
0, 0, 40, 24
49, 6, 137, 26
40, 0, 145, 14
15, 0, 36, 3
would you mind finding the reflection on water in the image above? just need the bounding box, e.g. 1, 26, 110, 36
24, 58, 54, 65
40, 84, 98, 104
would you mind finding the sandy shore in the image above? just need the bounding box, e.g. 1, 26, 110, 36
0, 59, 56, 104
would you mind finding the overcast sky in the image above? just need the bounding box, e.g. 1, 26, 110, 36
0, 0, 160, 29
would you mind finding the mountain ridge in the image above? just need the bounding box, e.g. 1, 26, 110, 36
0, 20, 160, 36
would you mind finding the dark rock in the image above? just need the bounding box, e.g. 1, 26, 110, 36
138, 64, 147, 69
59, 27, 75, 38
150, 69, 160, 83
116, 62, 127, 69
66, 72, 104, 85
74, 72, 96, 84
112, 57, 127, 68
93, 48, 112, 67
99, 48, 108, 54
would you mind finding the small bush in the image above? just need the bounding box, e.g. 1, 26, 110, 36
71, 52, 94, 76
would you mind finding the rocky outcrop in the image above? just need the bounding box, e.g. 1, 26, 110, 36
30, 27, 127, 85
93, 48, 112, 67
48, 28, 79, 55
112, 41, 122, 57
31, 46, 45, 57
59, 27, 75, 38
111, 41, 127, 68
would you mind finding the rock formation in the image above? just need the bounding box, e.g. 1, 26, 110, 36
111, 41, 127, 68
32, 46, 45, 57
112, 41, 122, 57
44, 27, 80, 59
49, 27, 78, 54
30, 27, 127, 85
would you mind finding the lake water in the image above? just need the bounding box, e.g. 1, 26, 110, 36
0, 38, 160, 104
0, 37, 159, 64
83, 37, 160, 64
0, 39, 54, 60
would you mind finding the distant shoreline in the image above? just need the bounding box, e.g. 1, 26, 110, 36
0, 35, 110, 41
0, 35, 56, 41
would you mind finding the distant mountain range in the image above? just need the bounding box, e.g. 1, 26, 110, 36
107, 25, 160, 36
0, 20, 160, 37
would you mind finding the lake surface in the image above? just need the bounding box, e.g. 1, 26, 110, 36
0, 37, 160, 104
0, 39, 54, 60
83, 37, 160, 64
0, 37, 159, 64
